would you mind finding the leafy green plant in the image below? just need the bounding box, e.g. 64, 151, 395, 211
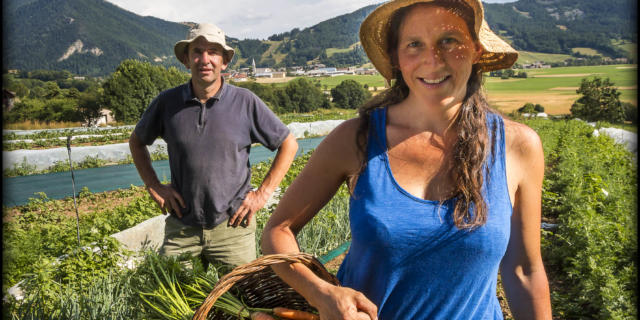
526, 118, 637, 319
3, 157, 36, 177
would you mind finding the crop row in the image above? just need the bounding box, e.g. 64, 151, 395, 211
2, 127, 134, 141
3, 133, 132, 151
526, 118, 637, 319
2, 150, 352, 317
3, 148, 169, 177
2, 109, 357, 151
2, 118, 636, 319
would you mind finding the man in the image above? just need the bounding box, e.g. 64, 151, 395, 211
129, 23, 298, 267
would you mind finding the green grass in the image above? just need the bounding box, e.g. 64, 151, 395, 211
316, 74, 386, 89
516, 51, 573, 64
277, 107, 358, 124
486, 64, 637, 113
326, 47, 352, 57
276, 65, 636, 97
571, 47, 603, 56
261, 65, 636, 115
612, 39, 637, 59
486, 64, 637, 93
326, 43, 360, 57
262, 40, 286, 64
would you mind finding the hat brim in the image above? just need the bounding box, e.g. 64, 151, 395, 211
174, 36, 235, 65
359, 0, 518, 80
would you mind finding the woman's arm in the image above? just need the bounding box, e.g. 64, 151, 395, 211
261, 119, 378, 320
501, 120, 552, 319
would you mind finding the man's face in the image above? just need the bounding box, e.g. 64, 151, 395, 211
185, 36, 228, 87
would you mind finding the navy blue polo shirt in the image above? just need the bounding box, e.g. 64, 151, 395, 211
134, 80, 290, 228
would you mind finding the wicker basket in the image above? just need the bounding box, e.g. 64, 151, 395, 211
192, 252, 340, 320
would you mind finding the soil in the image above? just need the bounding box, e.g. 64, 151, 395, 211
323, 252, 346, 274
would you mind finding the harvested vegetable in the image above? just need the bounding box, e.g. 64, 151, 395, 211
273, 307, 320, 320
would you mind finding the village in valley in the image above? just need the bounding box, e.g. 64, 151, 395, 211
223, 58, 379, 83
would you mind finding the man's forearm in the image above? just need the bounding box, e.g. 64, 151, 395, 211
129, 132, 161, 189
257, 133, 298, 196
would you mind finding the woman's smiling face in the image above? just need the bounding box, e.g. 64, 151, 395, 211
396, 4, 482, 108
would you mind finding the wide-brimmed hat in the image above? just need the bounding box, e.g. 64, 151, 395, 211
359, 0, 518, 80
174, 23, 235, 65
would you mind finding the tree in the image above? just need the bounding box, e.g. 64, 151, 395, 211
518, 102, 536, 114
284, 78, 328, 113
235, 81, 281, 112
77, 88, 103, 126
331, 79, 371, 109
101, 60, 189, 123
622, 102, 637, 124
43, 81, 61, 99
570, 77, 625, 123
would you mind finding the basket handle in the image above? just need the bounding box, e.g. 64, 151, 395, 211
192, 252, 339, 320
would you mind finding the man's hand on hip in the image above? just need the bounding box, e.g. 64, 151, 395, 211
147, 183, 186, 218
229, 190, 269, 227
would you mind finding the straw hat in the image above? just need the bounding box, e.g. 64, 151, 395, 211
174, 23, 235, 65
359, 0, 518, 80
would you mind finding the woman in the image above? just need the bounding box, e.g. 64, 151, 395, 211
262, 0, 552, 319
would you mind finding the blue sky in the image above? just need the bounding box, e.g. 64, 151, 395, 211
105, 0, 517, 40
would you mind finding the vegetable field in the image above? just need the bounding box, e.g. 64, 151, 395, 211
1, 117, 636, 319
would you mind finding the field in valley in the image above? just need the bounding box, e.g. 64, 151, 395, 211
273, 64, 637, 115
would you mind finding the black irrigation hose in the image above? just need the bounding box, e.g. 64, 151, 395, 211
66, 135, 82, 248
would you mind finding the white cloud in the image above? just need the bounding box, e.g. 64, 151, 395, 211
106, 0, 383, 39
106, 0, 517, 39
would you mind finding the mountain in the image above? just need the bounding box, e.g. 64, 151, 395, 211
3, 0, 636, 76
3, 0, 190, 76
483, 0, 637, 57
238, 0, 636, 69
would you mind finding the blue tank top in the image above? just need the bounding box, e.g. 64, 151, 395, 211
337, 107, 512, 320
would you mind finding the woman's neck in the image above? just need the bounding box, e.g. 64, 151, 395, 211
390, 93, 462, 137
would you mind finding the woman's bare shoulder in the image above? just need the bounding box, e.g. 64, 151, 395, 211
502, 117, 544, 162
311, 117, 364, 174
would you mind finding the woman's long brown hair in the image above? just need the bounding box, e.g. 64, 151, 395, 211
351, 1, 497, 229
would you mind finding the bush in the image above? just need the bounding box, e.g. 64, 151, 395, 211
622, 102, 637, 124
284, 78, 329, 113
330, 79, 371, 109
527, 118, 637, 319
570, 77, 625, 123
518, 102, 536, 114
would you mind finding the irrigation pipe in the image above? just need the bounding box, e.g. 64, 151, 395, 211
66, 136, 82, 248
319, 241, 351, 264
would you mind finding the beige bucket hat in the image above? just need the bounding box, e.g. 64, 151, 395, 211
174, 23, 235, 64
359, 0, 518, 80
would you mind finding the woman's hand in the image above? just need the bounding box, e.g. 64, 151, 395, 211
261, 120, 373, 318
311, 284, 377, 320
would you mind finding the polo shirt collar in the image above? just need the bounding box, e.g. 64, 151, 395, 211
182, 78, 227, 104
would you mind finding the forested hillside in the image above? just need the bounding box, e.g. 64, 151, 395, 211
3, 0, 636, 75
3, 0, 190, 76
484, 0, 636, 58
262, 4, 378, 68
